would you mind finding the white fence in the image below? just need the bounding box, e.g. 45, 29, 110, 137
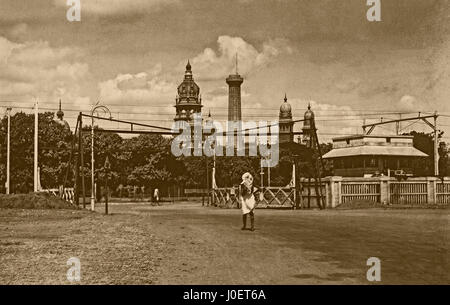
44, 187, 75, 204
300, 176, 450, 208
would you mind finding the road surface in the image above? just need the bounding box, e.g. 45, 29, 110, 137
0, 201, 448, 284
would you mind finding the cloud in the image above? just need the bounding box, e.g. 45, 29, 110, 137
98, 66, 176, 119
54, 0, 179, 15
189, 36, 293, 81
204, 86, 228, 98
396, 95, 431, 113
0, 35, 91, 109
5, 23, 28, 41
334, 76, 361, 94
287, 99, 367, 142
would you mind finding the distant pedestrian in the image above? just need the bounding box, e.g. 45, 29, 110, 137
239, 172, 258, 231
117, 184, 124, 198
133, 185, 138, 200
140, 186, 145, 201
153, 188, 160, 204
127, 185, 133, 198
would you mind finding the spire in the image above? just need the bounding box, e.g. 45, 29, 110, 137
208, 109, 211, 118
57, 99, 64, 120
308, 102, 311, 110
284, 93, 287, 103
186, 60, 191, 71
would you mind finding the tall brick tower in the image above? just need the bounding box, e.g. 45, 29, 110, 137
226, 55, 244, 122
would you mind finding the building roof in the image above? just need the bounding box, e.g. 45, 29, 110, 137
332, 134, 414, 141
322, 145, 428, 159
304, 103, 314, 120
279, 93, 292, 120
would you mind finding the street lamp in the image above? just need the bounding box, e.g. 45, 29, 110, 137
104, 156, 111, 215
90, 102, 111, 211
6, 108, 11, 195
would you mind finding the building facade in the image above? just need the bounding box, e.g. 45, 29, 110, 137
323, 135, 429, 177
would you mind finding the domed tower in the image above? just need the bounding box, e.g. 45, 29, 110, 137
174, 60, 202, 124
302, 103, 315, 147
279, 94, 294, 144
54, 99, 70, 131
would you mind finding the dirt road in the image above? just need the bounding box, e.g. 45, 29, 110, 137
1, 201, 448, 284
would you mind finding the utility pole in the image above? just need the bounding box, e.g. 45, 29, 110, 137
79, 113, 86, 208
34, 101, 38, 192
267, 126, 271, 188
6, 108, 11, 195
205, 156, 209, 206
434, 112, 439, 176
104, 156, 110, 215
91, 113, 95, 211
90, 103, 112, 211
74, 115, 80, 206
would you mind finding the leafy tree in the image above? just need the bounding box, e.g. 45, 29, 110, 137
403, 131, 441, 176
0, 112, 72, 193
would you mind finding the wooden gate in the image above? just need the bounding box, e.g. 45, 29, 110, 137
212, 186, 296, 209
212, 187, 239, 208
259, 187, 296, 208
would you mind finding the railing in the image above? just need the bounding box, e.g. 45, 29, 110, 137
436, 181, 450, 205
211, 186, 296, 209
341, 182, 380, 204
304, 176, 450, 208
389, 182, 427, 205
212, 177, 450, 209
44, 187, 75, 204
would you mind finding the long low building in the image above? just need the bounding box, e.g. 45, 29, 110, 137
322, 134, 428, 177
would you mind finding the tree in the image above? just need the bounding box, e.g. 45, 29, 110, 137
404, 131, 437, 176
121, 134, 180, 188
0, 112, 73, 193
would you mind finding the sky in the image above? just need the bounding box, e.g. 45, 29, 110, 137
0, 0, 449, 142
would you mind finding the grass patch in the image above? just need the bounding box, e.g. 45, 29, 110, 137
0, 192, 79, 210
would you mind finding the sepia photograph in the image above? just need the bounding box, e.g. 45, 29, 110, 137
0, 0, 449, 297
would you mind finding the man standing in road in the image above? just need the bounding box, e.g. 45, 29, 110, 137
239, 172, 259, 231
